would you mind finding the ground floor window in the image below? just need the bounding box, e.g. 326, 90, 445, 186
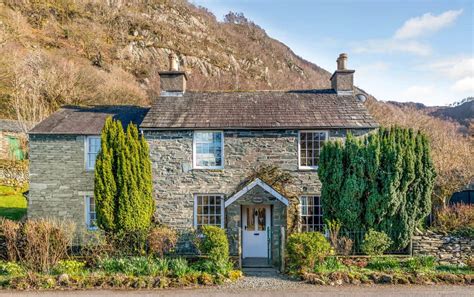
194, 194, 224, 228
85, 195, 97, 230
299, 195, 323, 232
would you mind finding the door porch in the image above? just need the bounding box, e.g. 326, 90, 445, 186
225, 178, 288, 268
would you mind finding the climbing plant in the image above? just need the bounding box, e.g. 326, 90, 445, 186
240, 165, 300, 233
319, 127, 435, 249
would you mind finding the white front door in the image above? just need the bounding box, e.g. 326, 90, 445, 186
242, 205, 271, 258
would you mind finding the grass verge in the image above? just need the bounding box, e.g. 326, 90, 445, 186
0, 185, 27, 220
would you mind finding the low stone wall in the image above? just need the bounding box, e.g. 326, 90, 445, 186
412, 230, 473, 265
0, 159, 28, 186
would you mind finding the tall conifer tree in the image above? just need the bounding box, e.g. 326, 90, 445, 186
94, 117, 154, 236
319, 126, 435, 249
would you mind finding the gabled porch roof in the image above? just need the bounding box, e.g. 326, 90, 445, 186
224, 178, 289, 208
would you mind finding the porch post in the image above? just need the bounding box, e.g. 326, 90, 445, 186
280, 226, 285, 273
238, 227, 242, 269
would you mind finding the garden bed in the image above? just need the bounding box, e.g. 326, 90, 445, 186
300, 256, 473, 286
0, 257, 242, 290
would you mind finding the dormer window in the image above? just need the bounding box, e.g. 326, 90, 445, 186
298, 131, 328, 170
193, 131, 224, 169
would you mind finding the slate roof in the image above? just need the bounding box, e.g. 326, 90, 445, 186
140, 90, 378, 129
29, 105, 149, 135
0, 119, 23, 133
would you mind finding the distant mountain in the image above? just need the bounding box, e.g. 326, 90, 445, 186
431, 98, 473, 127
386, 98, 473, 128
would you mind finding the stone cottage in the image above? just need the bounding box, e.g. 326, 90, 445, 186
28, 53, 378, 267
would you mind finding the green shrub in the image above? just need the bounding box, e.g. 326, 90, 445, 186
0, 261, 24, 276
367, 256, 400, 271
404, 256, 436, 271
286, 232, 333, 272
452, 227, 474, 238
52, 260, 86, 275
361, 229, 392, 256
194, 226, 232, 274
195, 226, 229, 263
169, 258, 190, 277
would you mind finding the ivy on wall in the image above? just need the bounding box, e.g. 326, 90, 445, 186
237, 165, 301, 233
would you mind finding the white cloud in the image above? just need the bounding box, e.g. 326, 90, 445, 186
394, 9, 463, 39
451, 76, 474, 93
400, 85, 436, 100
353, 39, 431, 56
352, 9, 463, 56
427, 56, 474, 79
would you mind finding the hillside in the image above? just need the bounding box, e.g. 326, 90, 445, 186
388, 98, 473, 132
0, 0, 472, 203
0, 0, 331, 121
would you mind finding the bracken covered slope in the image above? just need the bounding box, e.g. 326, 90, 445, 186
0, 0, 331, 120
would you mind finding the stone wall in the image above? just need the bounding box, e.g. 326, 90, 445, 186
28, 134, 95, 229
144, 128, 371, 255
0, 159, 28, 186
412, 230, 473, 265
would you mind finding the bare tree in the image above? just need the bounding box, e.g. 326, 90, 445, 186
10, 52, 49, 134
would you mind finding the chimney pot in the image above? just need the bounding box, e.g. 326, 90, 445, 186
330, 53, 354, 95
337, 53, 348, 70
169, 53, 179, 71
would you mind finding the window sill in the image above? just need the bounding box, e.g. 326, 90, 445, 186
192, 167, 225, 171
298, 167, 319, 171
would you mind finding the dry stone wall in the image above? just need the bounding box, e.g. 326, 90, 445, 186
412, 230, 473, 265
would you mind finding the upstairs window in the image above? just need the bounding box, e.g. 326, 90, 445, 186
194, 194, 224, 228
300, 195, 323, 232
193, 131, 224, 169
298, 131, 328, 169
86, 136, 101, 171
85, 195, 97, 230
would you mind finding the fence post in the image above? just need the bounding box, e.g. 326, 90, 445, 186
238, 227, 242, 270
409, 236, 413, 256
280, 226, 285, 273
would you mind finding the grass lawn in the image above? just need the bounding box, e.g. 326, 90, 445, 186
0, 185, 27, 220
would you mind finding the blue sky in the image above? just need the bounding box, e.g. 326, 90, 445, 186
192, 0, 473, 106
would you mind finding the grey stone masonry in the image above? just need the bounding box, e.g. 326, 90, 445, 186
144, 128, 372, 254
412, 230, 473, 265
28, 134, 95, 228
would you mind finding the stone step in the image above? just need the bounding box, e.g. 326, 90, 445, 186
242, 267, 281, 277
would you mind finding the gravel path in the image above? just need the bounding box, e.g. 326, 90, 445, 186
217, 268, 314, 291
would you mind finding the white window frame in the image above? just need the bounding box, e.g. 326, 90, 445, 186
298, 130, 328, 170
85, 136, 101, 171
85, 195, 98, 230
193, 194, 225, 228
299, 195, 323, 232
193, 131, 224, 169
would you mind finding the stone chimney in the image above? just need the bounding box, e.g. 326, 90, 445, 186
158, 53, 187, 96
330, 53, 355, 95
